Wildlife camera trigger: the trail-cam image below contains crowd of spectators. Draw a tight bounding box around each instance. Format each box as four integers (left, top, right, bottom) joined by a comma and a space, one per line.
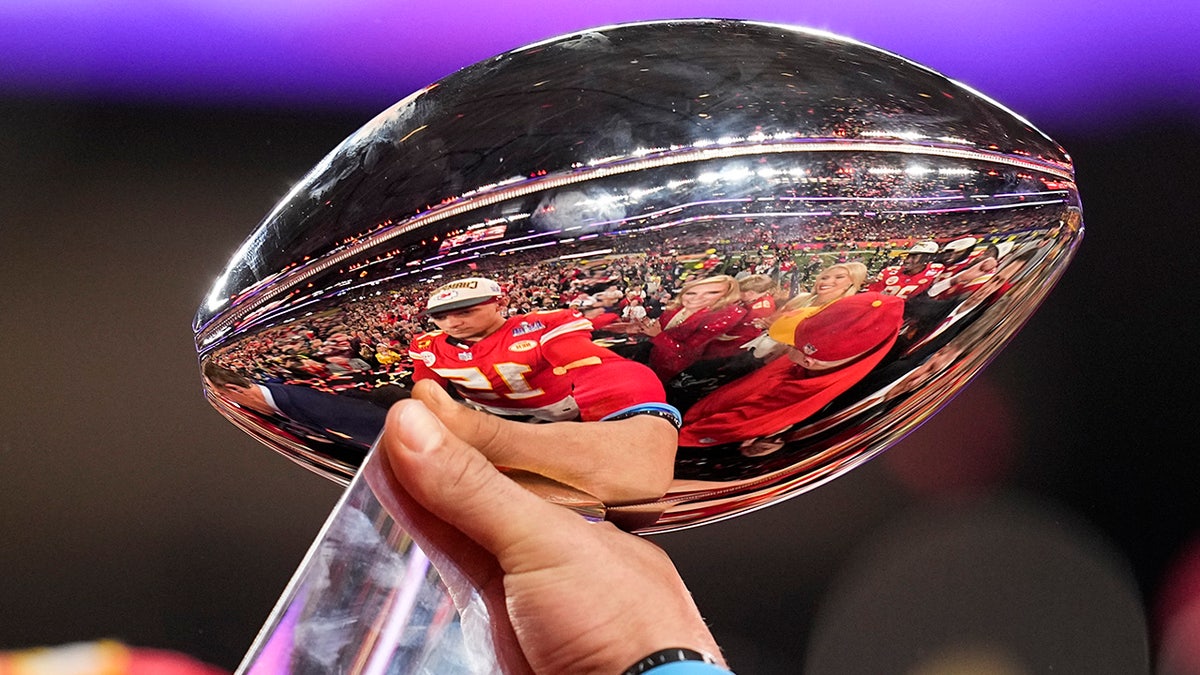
209, 206, 1060, 423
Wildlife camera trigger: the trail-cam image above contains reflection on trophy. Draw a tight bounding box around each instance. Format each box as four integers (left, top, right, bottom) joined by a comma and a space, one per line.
408, 276, 679, 504
193, 20, 1081, 673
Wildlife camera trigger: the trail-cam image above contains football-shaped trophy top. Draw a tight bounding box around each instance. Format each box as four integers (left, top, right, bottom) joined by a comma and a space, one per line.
195, 20, 1081, 532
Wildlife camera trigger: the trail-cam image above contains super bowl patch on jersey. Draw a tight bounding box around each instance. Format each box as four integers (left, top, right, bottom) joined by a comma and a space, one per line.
508, 339, 538, 352
511, 321, 545, 336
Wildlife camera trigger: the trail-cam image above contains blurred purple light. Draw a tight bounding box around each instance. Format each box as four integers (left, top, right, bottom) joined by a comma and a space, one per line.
2, 1, 1198, 129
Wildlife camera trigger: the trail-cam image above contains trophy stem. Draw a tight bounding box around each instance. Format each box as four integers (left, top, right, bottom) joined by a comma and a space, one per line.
238, 446, 500, 675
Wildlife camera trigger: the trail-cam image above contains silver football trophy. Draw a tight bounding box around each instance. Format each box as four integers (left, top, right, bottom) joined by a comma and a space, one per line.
194, 20, 1081, 674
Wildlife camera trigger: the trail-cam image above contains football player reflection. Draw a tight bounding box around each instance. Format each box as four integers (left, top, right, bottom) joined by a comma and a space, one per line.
677, 293, 904, 448
868, 241, 941, 298
899, 249, 1035, 359
405, 277, 682, 504
408, 277, 676, 424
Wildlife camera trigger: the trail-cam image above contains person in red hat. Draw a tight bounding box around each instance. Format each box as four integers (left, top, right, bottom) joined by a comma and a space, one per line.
677, 293, 904, 447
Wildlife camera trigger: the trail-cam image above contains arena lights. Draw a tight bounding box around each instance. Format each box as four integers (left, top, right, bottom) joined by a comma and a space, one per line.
557, 248, 614, 261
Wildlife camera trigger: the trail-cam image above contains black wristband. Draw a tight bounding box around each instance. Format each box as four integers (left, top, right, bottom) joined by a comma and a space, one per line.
622, 648, 718, 675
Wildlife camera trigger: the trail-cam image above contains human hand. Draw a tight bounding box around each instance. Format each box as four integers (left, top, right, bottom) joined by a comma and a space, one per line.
639, 318, 663, 337
378, 400, 725, 674
410, 380, 677, 504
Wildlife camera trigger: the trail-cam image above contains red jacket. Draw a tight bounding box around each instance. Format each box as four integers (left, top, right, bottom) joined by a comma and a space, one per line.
678, 336, 895, 446
649, 303, 748, 380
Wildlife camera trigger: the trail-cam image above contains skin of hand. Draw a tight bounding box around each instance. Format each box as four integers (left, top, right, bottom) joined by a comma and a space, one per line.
410, 379, 677, 504
378, 400, 726, 675
603, 318, 658, 336
638, 316, 664, 337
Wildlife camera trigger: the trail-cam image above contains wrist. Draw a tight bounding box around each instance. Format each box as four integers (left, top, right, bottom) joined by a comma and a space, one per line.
623, 648, 729, 675
639, 663, 732, 674
600, 402, 683, 429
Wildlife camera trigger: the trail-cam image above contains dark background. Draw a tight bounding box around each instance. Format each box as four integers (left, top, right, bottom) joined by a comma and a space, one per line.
3, 26, 1199, 675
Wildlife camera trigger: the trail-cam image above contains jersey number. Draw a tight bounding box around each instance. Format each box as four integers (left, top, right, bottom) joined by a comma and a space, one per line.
432, 363, 545, 399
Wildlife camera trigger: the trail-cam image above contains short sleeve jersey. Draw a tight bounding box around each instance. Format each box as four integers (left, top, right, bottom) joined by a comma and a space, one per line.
409, 309, 628, 421
867, 263, 943, 298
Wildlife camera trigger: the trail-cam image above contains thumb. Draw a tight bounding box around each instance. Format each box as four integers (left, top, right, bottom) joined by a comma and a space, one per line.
381, 399, 579, 559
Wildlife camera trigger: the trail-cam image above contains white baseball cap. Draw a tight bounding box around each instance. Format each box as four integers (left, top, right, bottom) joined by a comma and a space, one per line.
943, 236, 978, 252
425, 277, 503, 315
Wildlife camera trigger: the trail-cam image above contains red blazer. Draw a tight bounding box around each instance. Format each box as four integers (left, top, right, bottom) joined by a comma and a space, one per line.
649, 303, 748, 380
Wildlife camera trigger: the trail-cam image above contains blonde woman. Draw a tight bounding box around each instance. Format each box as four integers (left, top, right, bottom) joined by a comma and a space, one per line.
700, 273, 778, 360
747, 262, 868, 360
628, 274, 747, 381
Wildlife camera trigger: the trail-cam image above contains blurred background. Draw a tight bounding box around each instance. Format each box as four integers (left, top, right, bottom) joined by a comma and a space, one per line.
3, 2, 1198, 673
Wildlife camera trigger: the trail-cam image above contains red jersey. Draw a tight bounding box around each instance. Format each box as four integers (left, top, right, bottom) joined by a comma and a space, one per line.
867, 263, 943, 298
941, 250, 984, 278
409, 309, 666, 421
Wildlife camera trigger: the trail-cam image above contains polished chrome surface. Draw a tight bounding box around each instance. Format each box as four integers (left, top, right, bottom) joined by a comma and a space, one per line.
196, 20, 1081, 532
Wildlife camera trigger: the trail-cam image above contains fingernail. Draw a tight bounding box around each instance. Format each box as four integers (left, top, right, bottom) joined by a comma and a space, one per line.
398, 401, 444, 454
